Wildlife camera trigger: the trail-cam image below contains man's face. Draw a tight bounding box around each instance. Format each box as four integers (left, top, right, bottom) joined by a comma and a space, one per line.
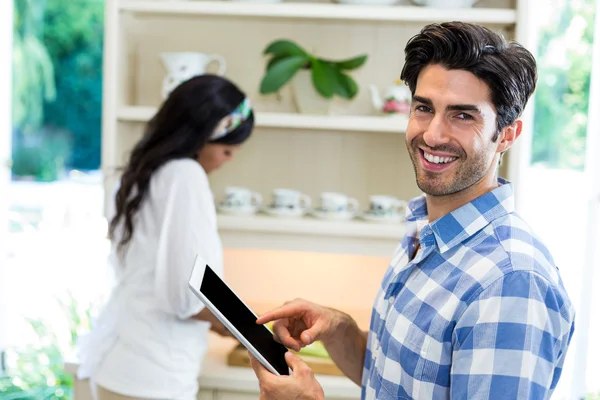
405, 64, 503, 197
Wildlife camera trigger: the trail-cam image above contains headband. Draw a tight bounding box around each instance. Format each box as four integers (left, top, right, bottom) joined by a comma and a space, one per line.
210, 97, 252, 141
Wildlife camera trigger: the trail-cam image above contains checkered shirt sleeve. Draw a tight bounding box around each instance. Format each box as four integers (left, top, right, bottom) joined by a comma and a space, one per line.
451, 270, 575, 399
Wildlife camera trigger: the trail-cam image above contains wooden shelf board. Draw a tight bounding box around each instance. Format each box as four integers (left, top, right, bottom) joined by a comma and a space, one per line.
117, 106, 408, 133
119, 1, 517, 25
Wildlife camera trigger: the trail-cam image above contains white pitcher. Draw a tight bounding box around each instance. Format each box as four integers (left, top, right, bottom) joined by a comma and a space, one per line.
160, 52, 227, 99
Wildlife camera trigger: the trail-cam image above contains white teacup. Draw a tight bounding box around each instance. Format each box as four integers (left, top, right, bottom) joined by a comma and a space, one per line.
369, 195, 407, 216
222, 187, 262, 209
319, 192, 359, 214
271, 188, 311, 211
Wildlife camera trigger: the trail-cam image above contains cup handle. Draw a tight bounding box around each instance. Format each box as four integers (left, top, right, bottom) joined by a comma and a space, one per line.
208, 54, 227, 76
300, 194, 312, 210
251, 192, 263, 207
348, 198, 359, 212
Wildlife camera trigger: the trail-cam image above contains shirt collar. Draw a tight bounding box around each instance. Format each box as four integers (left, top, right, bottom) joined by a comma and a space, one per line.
405, 178, 515, 254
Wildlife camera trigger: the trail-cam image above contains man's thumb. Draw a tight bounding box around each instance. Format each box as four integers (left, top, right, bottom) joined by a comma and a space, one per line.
284, 351, 306, 372
300, 322, 324, 345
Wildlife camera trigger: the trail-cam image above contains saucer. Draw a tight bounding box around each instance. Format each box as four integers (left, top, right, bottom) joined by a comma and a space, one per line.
262, 205, 308, 218
217, 203, 259, 216
310, 208, 357, 221
359, 211, 404, 224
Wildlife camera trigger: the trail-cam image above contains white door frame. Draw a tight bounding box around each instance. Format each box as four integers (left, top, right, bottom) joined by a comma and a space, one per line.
510, 0, 539, 213
571, 0, 600, 397
0, 0, 14, 373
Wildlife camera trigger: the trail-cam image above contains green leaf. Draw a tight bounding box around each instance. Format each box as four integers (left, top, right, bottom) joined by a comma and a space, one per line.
332, 54, 368, 70
263, 40, 308, 58
332, 70, 359, 99
266, 54, 297, 71
259, 55, 308, 94
311, 59, 337, 99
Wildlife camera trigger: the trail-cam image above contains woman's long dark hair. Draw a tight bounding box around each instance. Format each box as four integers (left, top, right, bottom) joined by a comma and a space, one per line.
109, 74, 254, 252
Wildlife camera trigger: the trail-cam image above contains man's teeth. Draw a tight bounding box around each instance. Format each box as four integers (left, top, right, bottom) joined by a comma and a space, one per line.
423, 151, 457, 164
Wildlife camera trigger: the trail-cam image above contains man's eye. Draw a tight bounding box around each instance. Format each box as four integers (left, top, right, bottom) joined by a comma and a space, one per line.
224, 151, 232, 156
415, 105, 432, 113
456, 113, 474, 120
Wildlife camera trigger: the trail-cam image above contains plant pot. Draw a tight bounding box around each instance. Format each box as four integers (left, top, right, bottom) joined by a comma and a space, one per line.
292, 69, 331, 115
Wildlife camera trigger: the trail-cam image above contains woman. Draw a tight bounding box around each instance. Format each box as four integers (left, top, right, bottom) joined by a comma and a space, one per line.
76, 75, 254, 400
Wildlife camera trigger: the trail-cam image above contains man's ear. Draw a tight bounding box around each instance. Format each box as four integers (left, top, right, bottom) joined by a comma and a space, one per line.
497, 120, 522, 153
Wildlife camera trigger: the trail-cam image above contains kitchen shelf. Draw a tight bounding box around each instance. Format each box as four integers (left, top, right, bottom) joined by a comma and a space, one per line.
117, 106, 408, 133
119, 1, 517, 25
216, 213, 405, 257
104, 0, 532, 257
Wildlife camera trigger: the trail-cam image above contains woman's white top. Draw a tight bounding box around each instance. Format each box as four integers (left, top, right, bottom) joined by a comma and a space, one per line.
76, 159, 223, 400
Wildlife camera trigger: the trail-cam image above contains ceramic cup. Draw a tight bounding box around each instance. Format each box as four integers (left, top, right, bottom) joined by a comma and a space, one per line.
160, 52, 227, 98
271, 188, 311, 211
319, 192, 359, 214
368, 195, 407, 216
222, 186, 262, 209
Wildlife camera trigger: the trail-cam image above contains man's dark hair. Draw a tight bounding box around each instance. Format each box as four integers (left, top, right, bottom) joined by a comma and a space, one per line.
400, 21, 538, 140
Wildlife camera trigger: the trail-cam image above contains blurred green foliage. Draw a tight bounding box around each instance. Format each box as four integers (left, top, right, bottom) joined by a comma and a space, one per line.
12, 0, 56, 138
531, 0, 596, 170
0, 293, 93, 400
11, 0, 104, 180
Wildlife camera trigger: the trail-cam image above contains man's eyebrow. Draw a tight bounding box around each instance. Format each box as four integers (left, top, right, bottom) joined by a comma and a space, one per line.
447, 104, 482, 114
412, 95, 432, 106
412, 95, 482, 114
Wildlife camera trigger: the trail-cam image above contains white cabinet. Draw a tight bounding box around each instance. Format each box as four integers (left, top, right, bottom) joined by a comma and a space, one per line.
198, 388, 217, 400
101, 0, 533, 257
214, 390, 258, 400
68, 379, 217, 400
65, 374, 359, 400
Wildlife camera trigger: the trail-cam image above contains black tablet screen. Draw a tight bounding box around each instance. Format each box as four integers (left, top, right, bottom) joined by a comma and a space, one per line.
199, 264, 289, 375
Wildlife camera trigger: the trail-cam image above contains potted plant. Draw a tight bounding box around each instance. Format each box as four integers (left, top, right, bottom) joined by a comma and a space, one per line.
259, 39, 367, 114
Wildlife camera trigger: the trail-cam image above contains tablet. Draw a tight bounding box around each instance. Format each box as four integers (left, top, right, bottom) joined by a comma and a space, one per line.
188, 254, 290, 376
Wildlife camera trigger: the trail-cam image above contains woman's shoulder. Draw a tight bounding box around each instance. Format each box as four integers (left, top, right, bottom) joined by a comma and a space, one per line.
153, 158, 209, 187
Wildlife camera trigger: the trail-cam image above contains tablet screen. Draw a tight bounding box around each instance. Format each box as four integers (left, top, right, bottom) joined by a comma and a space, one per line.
199, 265, 289, 375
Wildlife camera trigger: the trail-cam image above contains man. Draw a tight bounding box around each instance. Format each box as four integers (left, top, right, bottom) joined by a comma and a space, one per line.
249, 22, 575, 399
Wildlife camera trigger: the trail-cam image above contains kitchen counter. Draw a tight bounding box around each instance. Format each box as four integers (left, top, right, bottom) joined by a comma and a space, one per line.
64, 333, 362, 399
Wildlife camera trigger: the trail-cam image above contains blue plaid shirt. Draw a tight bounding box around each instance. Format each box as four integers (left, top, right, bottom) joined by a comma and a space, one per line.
361, 179, 575, 400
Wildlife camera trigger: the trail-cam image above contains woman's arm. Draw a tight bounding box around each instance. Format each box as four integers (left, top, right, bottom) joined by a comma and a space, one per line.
190, 308, 233, 337
153, 160, 223, 320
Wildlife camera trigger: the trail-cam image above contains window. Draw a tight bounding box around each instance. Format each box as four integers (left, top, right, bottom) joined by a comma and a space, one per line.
521, 0, 599, 398
2, 0, 106, 397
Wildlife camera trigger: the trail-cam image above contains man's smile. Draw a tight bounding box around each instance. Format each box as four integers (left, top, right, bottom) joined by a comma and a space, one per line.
418, 148, 459, 172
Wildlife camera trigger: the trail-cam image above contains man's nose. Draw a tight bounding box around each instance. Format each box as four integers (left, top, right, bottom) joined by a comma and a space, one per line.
422, 115, 450, 148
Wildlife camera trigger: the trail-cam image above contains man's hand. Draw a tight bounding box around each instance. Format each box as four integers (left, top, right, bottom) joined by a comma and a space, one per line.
256, 298, 342, 351
258, 298, 367, 386
249, 351, 324, 400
